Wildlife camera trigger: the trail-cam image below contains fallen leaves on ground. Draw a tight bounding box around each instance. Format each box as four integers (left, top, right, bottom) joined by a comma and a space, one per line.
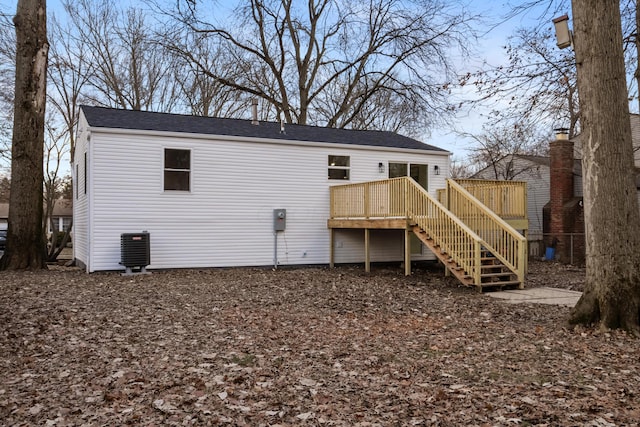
1, 260, 638, 426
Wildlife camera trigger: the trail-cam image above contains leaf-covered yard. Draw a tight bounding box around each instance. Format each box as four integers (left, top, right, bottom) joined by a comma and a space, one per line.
1, 261, 638, 426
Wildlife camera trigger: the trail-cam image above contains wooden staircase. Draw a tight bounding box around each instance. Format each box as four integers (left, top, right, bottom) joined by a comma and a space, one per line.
412, 226, 522, 290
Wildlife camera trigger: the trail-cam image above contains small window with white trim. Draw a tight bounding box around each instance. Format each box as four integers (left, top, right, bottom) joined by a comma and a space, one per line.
328, 155, 350, 180
164, 148, 190, 191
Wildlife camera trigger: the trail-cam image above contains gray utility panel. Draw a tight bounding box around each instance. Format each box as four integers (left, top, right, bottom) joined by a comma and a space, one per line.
273, 209, 286, 231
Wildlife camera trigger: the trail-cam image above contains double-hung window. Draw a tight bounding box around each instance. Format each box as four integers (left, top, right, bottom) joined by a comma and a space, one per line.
328, 155, 350, 180
164, 148, 191, 191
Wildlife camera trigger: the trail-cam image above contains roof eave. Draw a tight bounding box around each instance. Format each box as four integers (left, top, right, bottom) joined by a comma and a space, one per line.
84, 126, 451, 156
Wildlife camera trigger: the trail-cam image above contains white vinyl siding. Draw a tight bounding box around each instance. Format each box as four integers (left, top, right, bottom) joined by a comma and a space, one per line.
77, 118, 449, 271
73, 115, 91, 270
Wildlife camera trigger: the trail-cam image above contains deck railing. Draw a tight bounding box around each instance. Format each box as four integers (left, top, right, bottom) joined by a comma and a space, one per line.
330, 177, 408, 218
445, 179, 527, 282
330, 177, 484, 284
451, 179, 527, 220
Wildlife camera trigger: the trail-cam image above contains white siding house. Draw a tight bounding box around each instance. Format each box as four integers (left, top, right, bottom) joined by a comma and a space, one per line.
74, 106, 450, 272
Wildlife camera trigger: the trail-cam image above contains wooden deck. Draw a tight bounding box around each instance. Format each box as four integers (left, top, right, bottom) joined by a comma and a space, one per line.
328, 177, 528, 290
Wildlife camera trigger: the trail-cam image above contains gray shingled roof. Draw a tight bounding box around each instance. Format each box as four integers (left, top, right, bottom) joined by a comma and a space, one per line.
81, 106, 447, 153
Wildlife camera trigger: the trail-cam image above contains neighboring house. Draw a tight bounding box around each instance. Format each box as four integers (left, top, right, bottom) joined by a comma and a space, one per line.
74, 106, 450, 272
47, 199, 73, 234
473, 116, 640, 238
472, 122, 640, 264
471, 154, 583, 240
0, 200, 73, 233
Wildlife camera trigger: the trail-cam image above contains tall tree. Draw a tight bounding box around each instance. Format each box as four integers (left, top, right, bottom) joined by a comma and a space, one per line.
1, 0, 48, 270
164, 0, 476, 133
461, 119, 550, 179
568, 0, 640, 333
47, 12, 92, 163
468, 0, 640, 140
65, 0, 180, 112
170, 32, 249, 118
468, 25, 579, 137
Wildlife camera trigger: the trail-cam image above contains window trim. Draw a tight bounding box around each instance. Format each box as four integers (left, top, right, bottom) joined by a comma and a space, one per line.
163, 148, 191, 192
328, 155, 350, 180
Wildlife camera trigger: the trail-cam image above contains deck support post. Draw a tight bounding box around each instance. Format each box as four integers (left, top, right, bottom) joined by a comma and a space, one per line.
404, 227, 411, 276
364, 228, 370, 273
329, 228, 335, 268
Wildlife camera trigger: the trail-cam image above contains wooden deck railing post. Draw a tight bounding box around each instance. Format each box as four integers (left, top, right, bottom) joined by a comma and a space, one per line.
474, 240, 481, 285
404, 226, 411, 276
329, 228, 335, 268
518, 238, 526, 287
329, 186, 335, 219
404, 177, 409, 218
364, 228, 370, 273
364, 183, 370, 218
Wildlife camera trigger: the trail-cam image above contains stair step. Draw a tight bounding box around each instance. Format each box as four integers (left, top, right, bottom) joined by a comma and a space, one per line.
480, 264, 511, 273
412, 225, 524, 290
480, 280, 522, 287
481, 272, 515, 278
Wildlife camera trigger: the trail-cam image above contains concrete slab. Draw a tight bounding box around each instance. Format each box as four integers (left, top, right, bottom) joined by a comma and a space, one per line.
487, 287, 582, 307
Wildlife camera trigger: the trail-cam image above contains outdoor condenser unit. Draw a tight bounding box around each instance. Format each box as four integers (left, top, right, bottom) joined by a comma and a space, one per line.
120, 232, 150, 274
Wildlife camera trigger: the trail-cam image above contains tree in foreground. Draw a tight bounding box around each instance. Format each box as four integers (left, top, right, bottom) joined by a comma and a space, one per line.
0, 0, 48, 270
568, 0, 640, 333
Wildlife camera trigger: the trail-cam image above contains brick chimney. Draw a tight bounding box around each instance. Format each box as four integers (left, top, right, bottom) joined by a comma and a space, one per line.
549, 129, 574, 260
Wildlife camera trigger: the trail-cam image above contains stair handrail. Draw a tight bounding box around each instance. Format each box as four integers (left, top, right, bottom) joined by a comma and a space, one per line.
404, 178, 484, 284
445, 179, 527, 283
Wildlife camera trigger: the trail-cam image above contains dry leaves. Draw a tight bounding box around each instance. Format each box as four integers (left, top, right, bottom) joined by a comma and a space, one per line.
1, 260, 638, 426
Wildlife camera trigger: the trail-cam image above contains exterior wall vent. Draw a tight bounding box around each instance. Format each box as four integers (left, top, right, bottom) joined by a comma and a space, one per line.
120, 232, 150, 274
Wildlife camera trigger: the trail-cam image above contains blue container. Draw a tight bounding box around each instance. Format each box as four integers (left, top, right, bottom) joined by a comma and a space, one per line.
545, 247, 556, 261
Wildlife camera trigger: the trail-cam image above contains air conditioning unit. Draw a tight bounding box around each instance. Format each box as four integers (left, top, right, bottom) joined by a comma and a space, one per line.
120, 232, 150, 274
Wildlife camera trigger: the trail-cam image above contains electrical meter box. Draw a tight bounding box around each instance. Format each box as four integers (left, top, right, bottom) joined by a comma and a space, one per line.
273, 209, 286, 231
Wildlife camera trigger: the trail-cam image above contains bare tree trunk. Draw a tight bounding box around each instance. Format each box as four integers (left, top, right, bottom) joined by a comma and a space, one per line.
0, 0, 48, 270
569, 0, 640, 334
636, 1, 640, 113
